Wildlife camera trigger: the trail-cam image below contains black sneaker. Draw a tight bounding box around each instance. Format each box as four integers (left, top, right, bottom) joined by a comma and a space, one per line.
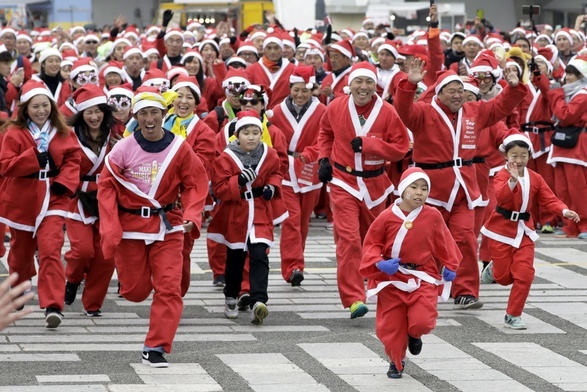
117, 282, 123, 298
85, 309, 102, 317
142, 351, 169, 368
387, 360, 405, 379
408, 335, 422, 355
212, 274, 225, 287
45, 307, 63, 329
454, 295, 484, 309
64, 282, 80, 305
289, 269, 304, 287
237, 293, 251, 311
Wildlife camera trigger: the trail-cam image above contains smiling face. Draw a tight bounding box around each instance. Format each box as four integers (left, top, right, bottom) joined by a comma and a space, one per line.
82, 105, 105, 133
237, 125, 261, 152
290, 83, 313, 106
173, 86, 196, 118
201, 43, 218, 62
350, 76, 376, 106
105, 72, 123, 87
26, 95, 52, 128
135, 107, 165, 141
42, 56, 61, 77
184, 57, 201, 76
377, 49, 396, 70
437, 81, 464, 113
506, 144, 530, 174
400, 178, 429, 211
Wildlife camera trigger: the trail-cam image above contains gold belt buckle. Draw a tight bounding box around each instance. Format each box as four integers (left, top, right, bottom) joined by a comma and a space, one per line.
346, 166, 353, 173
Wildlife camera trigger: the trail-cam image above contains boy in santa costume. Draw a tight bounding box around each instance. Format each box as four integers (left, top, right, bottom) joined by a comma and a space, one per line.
481, 134, 579, 329
318, 61, 410, 318
98, 87, 208, 367
360, 167, 460, 378
394, 59, 527, 309
207, 110, 283, 325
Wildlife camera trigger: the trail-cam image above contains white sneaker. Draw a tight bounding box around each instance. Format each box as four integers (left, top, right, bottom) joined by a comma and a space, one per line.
251, 302, 268, 325
224, 297, 238, 319
481, 261, 495, 284
504, 314, 527, 330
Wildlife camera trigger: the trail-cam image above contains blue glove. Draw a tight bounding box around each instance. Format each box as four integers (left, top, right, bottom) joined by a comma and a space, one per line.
376, 258, 400, 275
442, 267, 456, 282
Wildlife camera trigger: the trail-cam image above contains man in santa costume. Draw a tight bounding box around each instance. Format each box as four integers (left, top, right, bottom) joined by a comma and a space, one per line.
360, 167, 460, 378
270, 65, 327, 285
98, 87, 208, 367
123, 46, 146, 91
319, 39, 355, 105
245, 32, 295, 109
393, 59, 527, 309
375, 40, 406, 103
318, 61, 410, 318
153, 12, 184, 73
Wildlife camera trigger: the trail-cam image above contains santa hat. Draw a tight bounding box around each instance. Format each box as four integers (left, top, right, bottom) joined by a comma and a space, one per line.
16, 31, 32, 44
505, 58, 523, 77
289, 65, 316, 89
484, 33, 503, 47
241, 85, 273, 117
362, 17, 374, 27
462, 35, 484, 48
249, 31, 267, 41
263, 32, 284, 50
59, 42, 79, 54
186, 21, 201, 32
555, 28, 574, 45
0, 28, 17, 38
510, 27, 526, 36
469, 50, 502, 81
70, 58, 98, 80
235, 109, 263, 134
164, 28, 184, 41
434, 70, 463, 95
378, 40, 404, 60
329, 39, 356, 60
501, 134, 534, 155
237, 42, 259, 56
108, 83, 134, 99
343, 62, 377, 95
305, 32, 323, 48
280, 33, 295, 50
146, 25, 162, 35
440, 31, 451, 43
131, 88, 167, 114
222, 68, 250, 89
535, 47, 554, 73
123, 46, 142, 60
397, 167, 430, 199
304, 47, 325, 62
171, 75, 201, 97
463, 81, 480, 96
167, 66, 189, 81
20, 80, 53, 103
352, 31, 369, 43
122, 26, 140, 41
142, 69, 170, 89
226, 56, 248, 68
200, 38, 220, 53
218, 36, 230, 47
567, 56, 587, 79
39, 48, 62, 65
371, 36, 386, 48
73, 84, 108, 112
83, 34, 100, 43
340, 28, 355, 40
69, 26, 86, 36
449, 32, 466, 43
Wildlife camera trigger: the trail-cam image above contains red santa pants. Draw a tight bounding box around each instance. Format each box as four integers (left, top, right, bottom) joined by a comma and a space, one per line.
115, 232, 184, 353
528, 155, 558, 226
488, 236, 534, 316
329, 184, 385, 308
279, 186, 320, 282
64, 219, 115, 312
554, 163, 587, 236
479, 177, 497, 262
0, 223, 6, 258
438, 188, 480, 298
376, 284, 438, 371
8, 215, 65, 310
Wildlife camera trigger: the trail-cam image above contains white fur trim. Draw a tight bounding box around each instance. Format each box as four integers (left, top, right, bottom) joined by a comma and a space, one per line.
398, 172, 430, 198
76, 96, 107, 112
330, 43, 352, 60
435, 75, 462, 94
262, 36, 283, 50
348, 68, 376, 85
172, 81, 201, 97
236, 117, 262, 131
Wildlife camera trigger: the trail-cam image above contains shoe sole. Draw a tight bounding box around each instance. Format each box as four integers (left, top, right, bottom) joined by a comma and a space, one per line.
142, 359, 169, 368
252, 304, 268, 325
455, 301, 484, 310
350, 305, 369, 319
387, 372, 403, 379
237, 296, 251, 311
45, 314, 62, 329
504, 323, 527, 330
290, 273, 304, 287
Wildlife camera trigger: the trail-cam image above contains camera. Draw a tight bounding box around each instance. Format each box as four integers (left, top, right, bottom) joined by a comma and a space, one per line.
522, 5, 541, 16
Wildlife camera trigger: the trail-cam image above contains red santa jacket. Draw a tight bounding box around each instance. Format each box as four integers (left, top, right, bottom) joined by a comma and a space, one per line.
319, 94, 410, 208
0, 125, 80, 233
360, 203, 461, 301
481, 167, 568, 248
98, 134, 208, 259
31, 74, 72, 108
546, 86, 587, 167
519, 76, 555, 159
377, 66, 406, 102
319, 66, 351, 105
245, 58, 295, 109
270, 97, 326, 193
207, 143, 282, 249
394, 79, 527, 211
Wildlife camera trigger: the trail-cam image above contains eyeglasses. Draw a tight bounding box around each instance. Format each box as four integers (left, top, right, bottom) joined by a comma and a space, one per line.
76, 72, 99, 86
108, 96, 131, 111
240, 98, 261, 106
85, 41, 99, 45
472, 72, 493, 83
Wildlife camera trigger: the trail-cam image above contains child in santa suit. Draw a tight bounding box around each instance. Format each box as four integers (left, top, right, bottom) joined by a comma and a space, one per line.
481, 134, 580, 329
207, 110, 283, 325
360, 167, 461, 379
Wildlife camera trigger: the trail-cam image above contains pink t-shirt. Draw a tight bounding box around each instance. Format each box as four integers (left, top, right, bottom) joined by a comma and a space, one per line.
108, 134, 175, 194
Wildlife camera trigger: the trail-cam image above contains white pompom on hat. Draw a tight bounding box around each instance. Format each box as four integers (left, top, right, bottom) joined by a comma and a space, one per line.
289, 65, 316, 89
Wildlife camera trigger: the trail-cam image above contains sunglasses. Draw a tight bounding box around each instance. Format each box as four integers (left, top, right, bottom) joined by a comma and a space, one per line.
108, 96, 131, 111
240, 98, 261, 106
76, 72, 99, 86
472, 72, 493, 81
85, 41, 99, 45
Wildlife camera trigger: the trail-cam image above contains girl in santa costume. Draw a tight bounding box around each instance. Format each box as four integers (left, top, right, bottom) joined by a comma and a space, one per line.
360, 167, 460, 379
208, 110, 282, 325
270, 65, 326, 286
481, 134, 580, 329
63, 85, 117, 317
164, 75, 216, 296
0, 80, 81, 328
98, 88, 208, 367
180, 50, 225, 113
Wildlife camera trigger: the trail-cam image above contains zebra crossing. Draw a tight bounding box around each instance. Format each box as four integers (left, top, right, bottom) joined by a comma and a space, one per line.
1, 221, 587, 391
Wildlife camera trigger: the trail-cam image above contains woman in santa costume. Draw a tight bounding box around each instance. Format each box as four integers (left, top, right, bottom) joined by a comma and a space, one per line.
63, 85, 117, 317
180, 50, 225, 113
164, 75, 216, 296
394, 59, 527, 309
0, 80, 81, 328
32, 48, 72, 108
98, 88, 208, 367
203, 68, 250, 133
481, 134, 579, 329
270, 65, 326, 286
318, 61, 410, 319
207, 110, 283, 325
545, 56, 587, 239
360, 167, 460, 378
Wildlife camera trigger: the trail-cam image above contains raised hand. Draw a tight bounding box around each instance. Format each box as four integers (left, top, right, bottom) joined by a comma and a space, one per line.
505, 67, 519, 87
506, 161, 519, 182
407, 58, 426, 85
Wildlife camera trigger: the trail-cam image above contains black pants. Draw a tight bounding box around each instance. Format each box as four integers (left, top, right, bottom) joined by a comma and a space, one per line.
224, 241, 269, 308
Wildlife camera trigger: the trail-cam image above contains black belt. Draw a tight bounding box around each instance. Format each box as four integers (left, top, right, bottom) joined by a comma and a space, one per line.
240, 187, 264, 200
22, 169, 60, 180
400, 262, 418, 270
496, 206, 530, 222
471, 156, 486, 164
334, 162, 385, 178
287, 150, 295, 156
522, 122, 554, 152
81, 174, 99, 182
118, 203, 175, 230
414, 158, 476, 170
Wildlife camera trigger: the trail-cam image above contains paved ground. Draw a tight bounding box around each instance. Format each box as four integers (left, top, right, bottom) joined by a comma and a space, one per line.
1, 219, 587, 392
